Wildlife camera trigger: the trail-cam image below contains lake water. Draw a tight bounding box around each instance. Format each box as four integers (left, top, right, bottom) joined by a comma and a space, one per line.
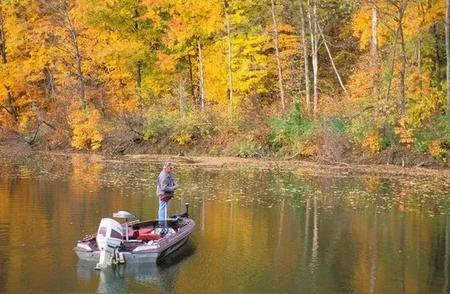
0, 154, 450, 293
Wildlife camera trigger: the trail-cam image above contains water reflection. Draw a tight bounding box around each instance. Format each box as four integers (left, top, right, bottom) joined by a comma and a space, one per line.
444, 215, 450, 293
0, 156, 450, 292
77, 242, 195, 293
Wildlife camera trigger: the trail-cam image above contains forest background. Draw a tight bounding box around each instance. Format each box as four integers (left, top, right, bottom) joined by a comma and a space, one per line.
0, 0, 449, 167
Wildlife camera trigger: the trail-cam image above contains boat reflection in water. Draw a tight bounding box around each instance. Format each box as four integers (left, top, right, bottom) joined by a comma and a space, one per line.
76, 242, 196, 293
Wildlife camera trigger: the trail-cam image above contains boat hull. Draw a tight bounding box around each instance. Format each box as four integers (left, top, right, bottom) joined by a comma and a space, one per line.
74, 236, 189, 263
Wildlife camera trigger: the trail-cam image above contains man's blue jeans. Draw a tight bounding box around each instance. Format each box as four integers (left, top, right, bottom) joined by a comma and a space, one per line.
158, 198, 168, 220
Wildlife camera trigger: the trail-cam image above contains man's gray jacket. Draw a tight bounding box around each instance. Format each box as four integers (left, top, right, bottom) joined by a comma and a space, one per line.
156, 170, 176, 196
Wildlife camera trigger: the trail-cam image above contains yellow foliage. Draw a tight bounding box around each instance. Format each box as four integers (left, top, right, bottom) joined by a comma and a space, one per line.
351, 0, 443, 52
347, 65, 375, 99
405, 68, 442, 128
69, 105, 103, 151
232, 32, 270, 97
166, 0, 222, 45
403, 0, 444, 39
352, 2, 391, 50
296, 140, 316, 157
158, 53, 176, 73
428, 140, 446, 159
362, 132, 381, 154
394, 118, 415, 147
173, 132, 192, 146
204, 41, 227, 108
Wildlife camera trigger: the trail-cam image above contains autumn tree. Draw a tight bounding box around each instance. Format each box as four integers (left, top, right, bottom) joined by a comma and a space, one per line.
0, 0, 51, 134
166, 0, 222, 111
85, 0, 169, 112
0, 0, 447, 158
43, 1, 87, 108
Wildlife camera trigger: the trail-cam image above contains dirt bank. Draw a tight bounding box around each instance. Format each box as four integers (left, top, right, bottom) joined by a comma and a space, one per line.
11, 151, 447, 180
0, 137, 448, 179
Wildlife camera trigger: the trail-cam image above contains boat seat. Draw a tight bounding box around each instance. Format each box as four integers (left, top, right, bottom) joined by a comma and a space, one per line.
123, 227, 139, 240
137, 228, 161, 241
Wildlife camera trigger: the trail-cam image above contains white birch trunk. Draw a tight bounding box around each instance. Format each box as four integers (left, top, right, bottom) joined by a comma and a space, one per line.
307, 0, 319, 118
299, 0, 311, 115
270, 0, 286, 111
318, 25, 348, 96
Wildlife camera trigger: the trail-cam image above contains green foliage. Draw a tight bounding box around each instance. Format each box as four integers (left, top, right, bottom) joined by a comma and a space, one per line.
329, 117, 346, 135
350, 120, 396, 154
415, 115, 450, 159
143, 110, 216, 146
235, 138, 262, 158
142, 110, 171, 144
268, 102, 315, 154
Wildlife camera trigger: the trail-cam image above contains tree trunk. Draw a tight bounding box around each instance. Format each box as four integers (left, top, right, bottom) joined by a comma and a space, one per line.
446, 0, 450, 115
318, 24, 348, 96
179, 76, 185, 115
270, 0, 286, 111
418, 39, 423, 93
224, 0, 234, 116
5, 86, 18, 121
398, 1, 408, 115
197, 40, 205, 111
370, 1, 378, 96
307, 0, 319, 118
433, 24, 442, 90
44, 66, 56, 99
133, 10, 142, 91
299, 0, 311, 115
0, 9, 6, 64
417, 1, 426, 94
65, 12, 86, 109
385, 26, 399, 101
136, 60, 142, 89
188, 55, 196, 104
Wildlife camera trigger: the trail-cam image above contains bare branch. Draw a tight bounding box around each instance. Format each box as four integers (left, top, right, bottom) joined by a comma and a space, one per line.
318, 24, 348, 97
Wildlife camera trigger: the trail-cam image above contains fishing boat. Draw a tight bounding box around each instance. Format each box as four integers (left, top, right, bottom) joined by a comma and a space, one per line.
73, 203, 195, 269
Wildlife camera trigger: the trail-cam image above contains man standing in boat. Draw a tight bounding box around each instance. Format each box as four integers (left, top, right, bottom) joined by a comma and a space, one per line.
156, 162, 178, 220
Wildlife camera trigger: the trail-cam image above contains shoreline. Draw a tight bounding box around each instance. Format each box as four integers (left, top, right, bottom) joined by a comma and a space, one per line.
0, 140, 448, 179
23, 151, 450, 179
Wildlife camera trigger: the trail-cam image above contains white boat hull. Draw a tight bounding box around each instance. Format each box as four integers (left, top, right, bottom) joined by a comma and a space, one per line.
75, 236, 189, 263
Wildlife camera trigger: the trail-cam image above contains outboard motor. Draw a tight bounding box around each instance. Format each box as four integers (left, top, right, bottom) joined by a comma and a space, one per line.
95, 218, 123, 269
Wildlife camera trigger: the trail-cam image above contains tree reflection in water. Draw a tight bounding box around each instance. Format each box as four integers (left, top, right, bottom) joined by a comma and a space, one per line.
1, 156, 450, 292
